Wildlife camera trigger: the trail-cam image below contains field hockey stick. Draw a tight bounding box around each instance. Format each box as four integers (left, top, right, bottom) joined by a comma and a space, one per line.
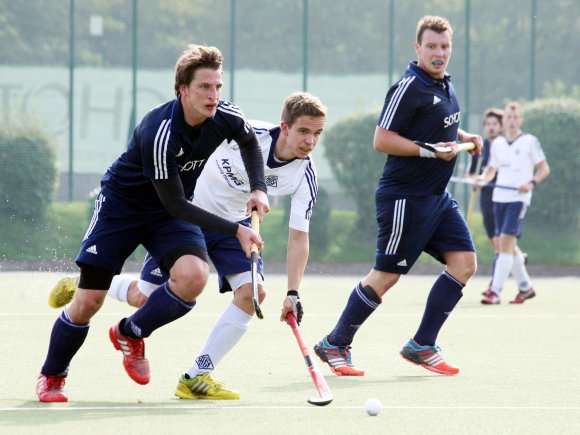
449, 176, 520, 191
286, 312, 333, 406
414, 140, 475, 153
250, 210, 264, 319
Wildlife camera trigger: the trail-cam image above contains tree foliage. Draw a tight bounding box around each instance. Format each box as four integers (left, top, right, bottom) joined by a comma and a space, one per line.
0, 127, 58, 220
323, 112, 384, 239
523, 99, 580, 233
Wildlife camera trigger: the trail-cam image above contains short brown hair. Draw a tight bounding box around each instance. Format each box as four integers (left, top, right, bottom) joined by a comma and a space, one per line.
482, 107, 504, 126
174, 44, 223, 97
416, 15, 453, 44
281, 92, 327, 127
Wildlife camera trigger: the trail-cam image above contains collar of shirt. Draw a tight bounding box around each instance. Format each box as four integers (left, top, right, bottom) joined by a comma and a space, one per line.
169, 97, 212, 138
408, 61, 451, 87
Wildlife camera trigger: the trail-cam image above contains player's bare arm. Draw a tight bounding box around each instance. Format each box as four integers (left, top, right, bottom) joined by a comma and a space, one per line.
280, 228, 308, 324
476, 165, 498, 188
373, 127, 427, 156
520, 159, 550, 193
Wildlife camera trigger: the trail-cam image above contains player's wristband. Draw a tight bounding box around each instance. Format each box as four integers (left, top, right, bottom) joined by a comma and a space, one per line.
419, 147, 437, 158
530, 179, 537, 186
287, 290, 299, 296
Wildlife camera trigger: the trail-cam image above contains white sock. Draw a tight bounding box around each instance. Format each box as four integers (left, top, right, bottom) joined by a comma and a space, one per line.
187, 303, 252, 378
511, 253, 532, 290
490, 253, 514, 295
108, 274, 135, 302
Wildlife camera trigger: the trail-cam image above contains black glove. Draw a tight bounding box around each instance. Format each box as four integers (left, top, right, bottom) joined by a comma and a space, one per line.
286, 290, 303, 325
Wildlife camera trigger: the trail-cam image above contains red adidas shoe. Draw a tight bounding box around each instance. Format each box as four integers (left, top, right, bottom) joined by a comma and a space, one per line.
481, 291, 501, 305
510, 288, 536, 304
109, 321, 150, 385
36, 374, 68, 403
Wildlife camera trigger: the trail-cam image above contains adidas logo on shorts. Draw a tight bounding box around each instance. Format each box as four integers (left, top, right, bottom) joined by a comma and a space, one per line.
150, 268, 163, 277
397, 259, 408, 267
86, 245, 98, 255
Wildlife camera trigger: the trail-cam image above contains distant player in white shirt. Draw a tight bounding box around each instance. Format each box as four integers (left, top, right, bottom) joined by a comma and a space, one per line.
478, 101, 550, 304
48, 92, 327, 399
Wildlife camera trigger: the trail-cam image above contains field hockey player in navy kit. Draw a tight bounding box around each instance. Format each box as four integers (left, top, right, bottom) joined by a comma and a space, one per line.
315, 16, 483, 376
36, 44, 269, 402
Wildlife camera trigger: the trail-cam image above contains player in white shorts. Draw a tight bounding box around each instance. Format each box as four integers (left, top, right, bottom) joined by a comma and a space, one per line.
49, 92, 327, 399
478, 101, 550, 304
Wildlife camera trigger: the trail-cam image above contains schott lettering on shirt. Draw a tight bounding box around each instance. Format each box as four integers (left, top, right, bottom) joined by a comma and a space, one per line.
179, 160, 205, 171
443, 111, 461, 128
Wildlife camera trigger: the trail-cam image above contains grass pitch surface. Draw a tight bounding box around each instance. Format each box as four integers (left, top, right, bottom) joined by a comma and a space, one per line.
1, 272, 579, 434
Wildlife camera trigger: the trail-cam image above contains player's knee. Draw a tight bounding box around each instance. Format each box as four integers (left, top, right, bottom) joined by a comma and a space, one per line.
258, 285, 266, 304
464, 253, 478, 278
170, 264, 209, 301
233, 284, 254, 305
173, 272, 208, 299
233, 284, 260, 314
68, 290, 106, 323
364, 270, 399, 296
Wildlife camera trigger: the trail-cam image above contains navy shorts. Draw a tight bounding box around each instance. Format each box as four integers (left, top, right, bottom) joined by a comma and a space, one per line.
374, 190, 475, 274
77, 191, 206, 274
140, 216, 264, 293
493, 201, 527, 238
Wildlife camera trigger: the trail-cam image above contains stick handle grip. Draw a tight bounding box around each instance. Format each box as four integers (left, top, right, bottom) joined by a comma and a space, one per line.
457, 142, 475, 152
251, 210, 260, 253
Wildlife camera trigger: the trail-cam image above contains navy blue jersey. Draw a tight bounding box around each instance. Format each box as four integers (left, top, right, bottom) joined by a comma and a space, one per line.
102, 98, 252, 212
468, 138, 495, 175
376, 62, 461, 196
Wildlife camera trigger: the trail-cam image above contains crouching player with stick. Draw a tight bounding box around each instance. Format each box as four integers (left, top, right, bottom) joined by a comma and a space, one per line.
49, 92, 327, 399
314, 16, 482, 376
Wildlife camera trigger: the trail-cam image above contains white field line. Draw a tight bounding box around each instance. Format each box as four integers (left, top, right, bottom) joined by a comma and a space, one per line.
1, 405, 579, 412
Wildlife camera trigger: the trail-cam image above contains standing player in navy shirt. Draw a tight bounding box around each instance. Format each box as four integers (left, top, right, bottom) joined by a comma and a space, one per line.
36, 44, 269, 402
315, 16, 482, 376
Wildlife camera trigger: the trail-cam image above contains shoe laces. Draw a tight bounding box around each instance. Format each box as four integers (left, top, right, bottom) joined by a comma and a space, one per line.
127, 337, 145, 358
45, 376, 65, 390
339, 346, 353, 365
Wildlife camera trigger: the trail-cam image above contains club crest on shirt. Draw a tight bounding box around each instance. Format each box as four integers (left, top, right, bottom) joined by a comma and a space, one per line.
266, 175, 278, 187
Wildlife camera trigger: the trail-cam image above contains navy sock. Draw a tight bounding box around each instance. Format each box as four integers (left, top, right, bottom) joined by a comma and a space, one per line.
327, 283, 381, 347
414, 272, 464, 346
41, 310, 89, 376
123, 282, 195, 338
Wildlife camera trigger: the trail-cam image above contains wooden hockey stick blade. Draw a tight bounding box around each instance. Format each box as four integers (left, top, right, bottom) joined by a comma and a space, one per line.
414, 140, 475, 153
251, 210, 263, 319
286, 313, 333, 406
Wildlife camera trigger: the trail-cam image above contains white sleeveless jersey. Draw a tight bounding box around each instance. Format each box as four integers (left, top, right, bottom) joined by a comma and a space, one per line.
192, 121, 318, 232
489, 133, 546, 206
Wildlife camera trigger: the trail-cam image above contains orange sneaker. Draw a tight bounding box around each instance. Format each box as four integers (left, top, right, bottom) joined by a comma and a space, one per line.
314, 337, 365, 376
400, 339, 460, 375
36, 374, 68, 403
109, 321, 150, 385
